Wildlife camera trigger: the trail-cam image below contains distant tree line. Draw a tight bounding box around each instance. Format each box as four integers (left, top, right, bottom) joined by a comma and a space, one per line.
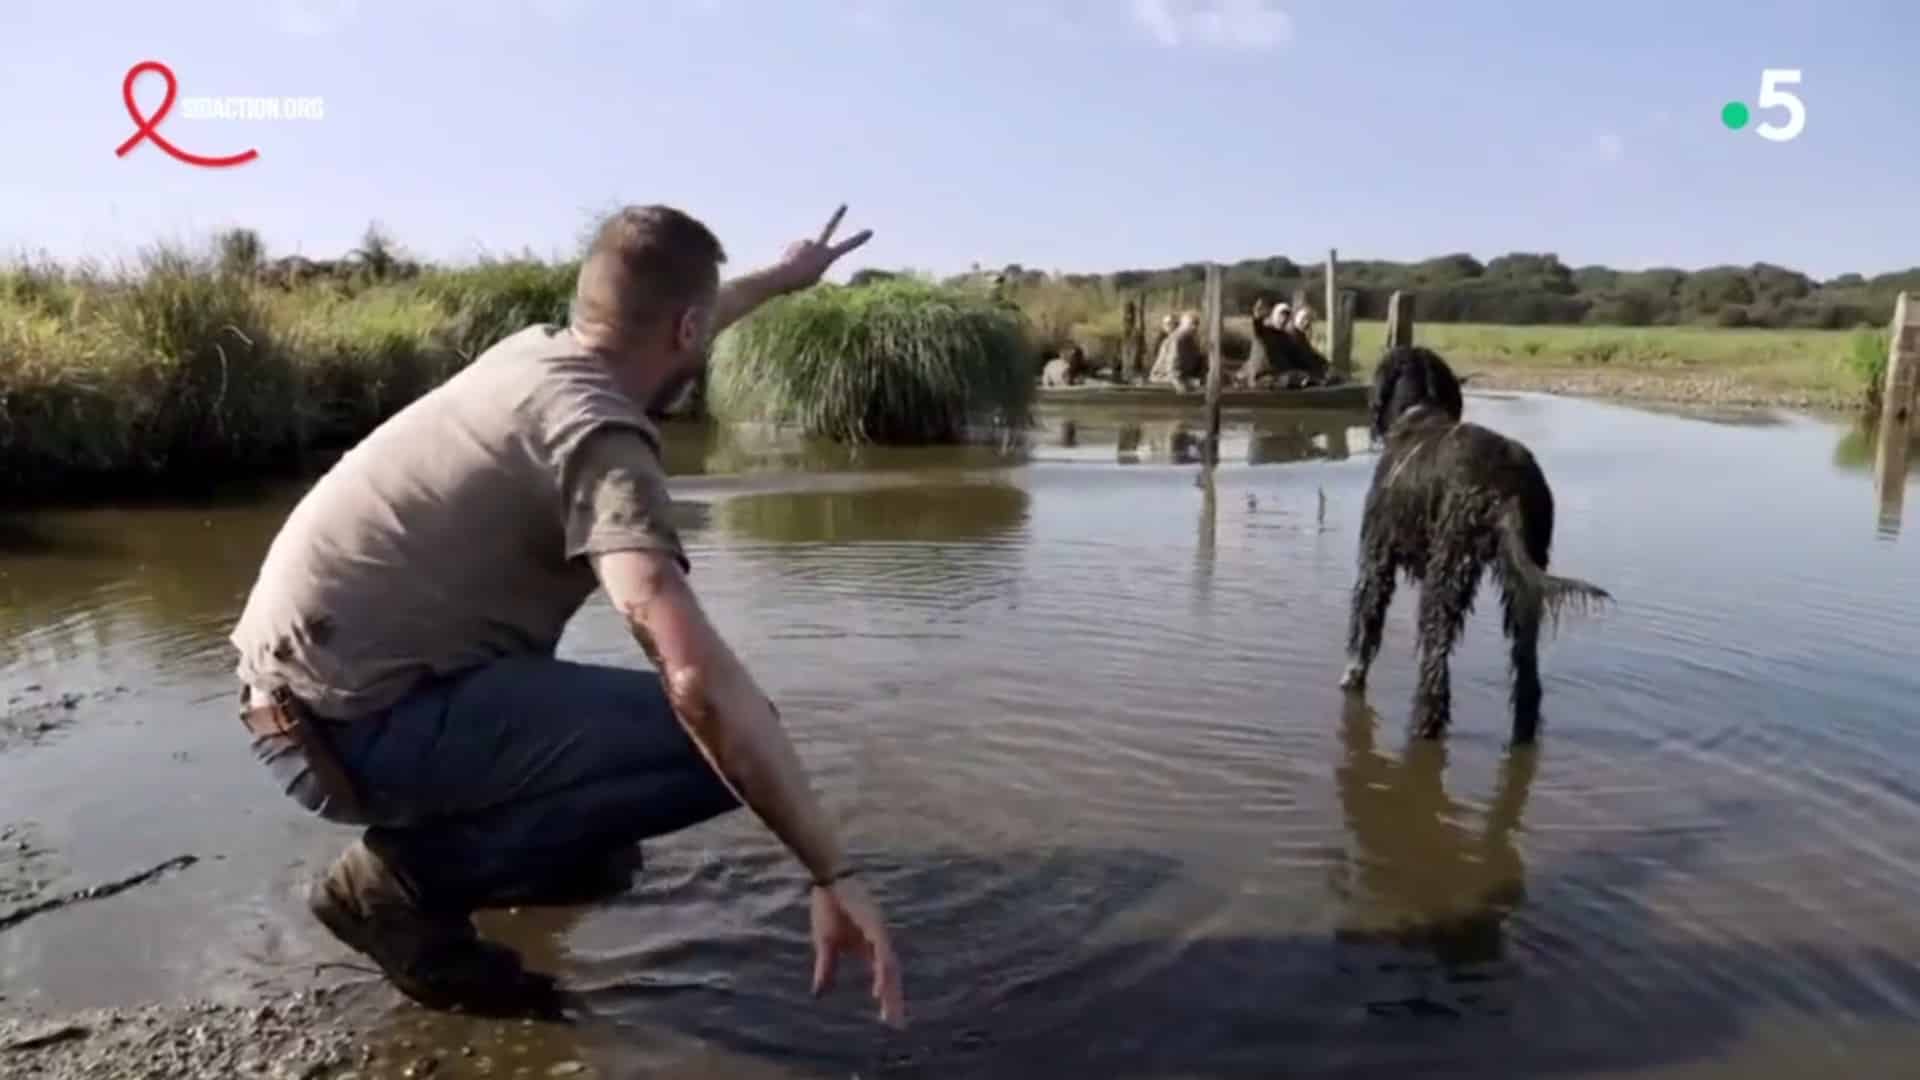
884, 253, 1920, 331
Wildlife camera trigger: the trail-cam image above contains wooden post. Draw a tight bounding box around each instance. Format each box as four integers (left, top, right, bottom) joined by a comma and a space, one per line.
1333, 290, 1357, 377
1196, 463, 1218, 583
1323, 248, 1340, 366
1873, 291, 1919, 535
1202, 264, 1225, 467
1386, 290, 1415, 350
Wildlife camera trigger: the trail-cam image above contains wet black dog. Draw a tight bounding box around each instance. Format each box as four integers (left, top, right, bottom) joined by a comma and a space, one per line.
1339, 346, 1611, 742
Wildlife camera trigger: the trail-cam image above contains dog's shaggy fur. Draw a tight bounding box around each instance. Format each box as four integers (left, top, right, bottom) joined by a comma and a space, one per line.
1340, 346, 1611, 743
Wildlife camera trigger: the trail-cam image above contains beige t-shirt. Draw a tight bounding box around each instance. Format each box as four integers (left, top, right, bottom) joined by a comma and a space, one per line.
229, 324, 687, 719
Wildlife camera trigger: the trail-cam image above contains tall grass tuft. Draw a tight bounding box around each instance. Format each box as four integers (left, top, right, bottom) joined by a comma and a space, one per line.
707, 278, 1037, 444
1, 244, 296, 490
1844, 327, 1890, 415
413, 258, 575, 361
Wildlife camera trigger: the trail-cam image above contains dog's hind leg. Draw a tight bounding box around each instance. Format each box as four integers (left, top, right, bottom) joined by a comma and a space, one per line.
1410, 542, 1482, 739
1340, 547, 1397, 693
1503, 592, 1544, 744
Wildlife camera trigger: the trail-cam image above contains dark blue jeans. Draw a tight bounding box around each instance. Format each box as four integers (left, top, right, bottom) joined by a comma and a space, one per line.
250, 655, 741, 910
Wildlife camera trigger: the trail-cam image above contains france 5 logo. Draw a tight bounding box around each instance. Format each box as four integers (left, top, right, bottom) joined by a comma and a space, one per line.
1721, 70, 1805, 142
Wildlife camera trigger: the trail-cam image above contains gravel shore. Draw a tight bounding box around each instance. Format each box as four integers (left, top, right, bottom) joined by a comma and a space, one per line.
1, 990, 370, 1080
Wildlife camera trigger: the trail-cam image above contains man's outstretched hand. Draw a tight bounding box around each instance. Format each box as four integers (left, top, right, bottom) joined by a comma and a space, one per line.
768, 205, 873, 294
810, 875, 906, 1027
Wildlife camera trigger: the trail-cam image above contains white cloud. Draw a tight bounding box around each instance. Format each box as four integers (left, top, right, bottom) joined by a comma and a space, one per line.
1131, 0, 1293, 51
1591, 132, 1626, 163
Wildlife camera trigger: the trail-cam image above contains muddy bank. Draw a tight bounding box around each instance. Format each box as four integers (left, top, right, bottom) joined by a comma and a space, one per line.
1, 989, 369, 1080
1, 822, 54, 912
0, 685, 129, 754
1, 983, 624, 1080
1461, 365, 1858, 413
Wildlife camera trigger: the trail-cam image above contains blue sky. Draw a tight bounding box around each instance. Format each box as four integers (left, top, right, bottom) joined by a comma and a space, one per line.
1, 0, 1913, 281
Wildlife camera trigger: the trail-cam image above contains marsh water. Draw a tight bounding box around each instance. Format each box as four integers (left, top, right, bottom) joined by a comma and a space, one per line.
3, 392, 1918, 1078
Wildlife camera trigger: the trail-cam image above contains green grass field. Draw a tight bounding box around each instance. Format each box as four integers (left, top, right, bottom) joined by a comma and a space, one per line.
1336, 319, 1879, 409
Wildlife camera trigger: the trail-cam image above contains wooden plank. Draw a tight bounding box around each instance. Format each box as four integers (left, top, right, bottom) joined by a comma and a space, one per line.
1203, 264, 1225, 466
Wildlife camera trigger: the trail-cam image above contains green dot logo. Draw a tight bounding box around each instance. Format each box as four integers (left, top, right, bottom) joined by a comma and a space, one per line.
1721, 101, 1750, 130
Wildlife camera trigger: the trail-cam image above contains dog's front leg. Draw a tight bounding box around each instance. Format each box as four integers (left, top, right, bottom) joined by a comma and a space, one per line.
1340, 556, 1397, 692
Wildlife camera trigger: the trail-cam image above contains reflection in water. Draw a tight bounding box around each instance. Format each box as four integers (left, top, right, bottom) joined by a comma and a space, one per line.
1831, 420, 1919, 473
1331, 698, 1533, 969
1031, 408, 1369, 468
1166, 422, 1200, 465
713, 481, 1031, 546
0, 498, 292, 669
1195, 466, 1217, 590
1248, 414, 1357, 466
678, 419, 1029, 478
1874, 417, 1911, 539
1831, 420, 1917, 539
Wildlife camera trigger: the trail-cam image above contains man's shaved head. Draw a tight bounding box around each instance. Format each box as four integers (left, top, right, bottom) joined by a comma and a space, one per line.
571, 205, 727, 344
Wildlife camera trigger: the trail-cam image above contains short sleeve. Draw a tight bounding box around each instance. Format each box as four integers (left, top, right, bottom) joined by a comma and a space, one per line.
559, 425, 689, 573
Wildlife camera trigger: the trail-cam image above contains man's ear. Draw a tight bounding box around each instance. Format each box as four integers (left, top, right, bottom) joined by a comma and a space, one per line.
674, 307, 699, 352
675, 304, 713, 353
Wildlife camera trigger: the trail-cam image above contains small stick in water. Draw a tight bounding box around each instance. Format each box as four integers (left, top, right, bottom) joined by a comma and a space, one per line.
0, 855, 199, 933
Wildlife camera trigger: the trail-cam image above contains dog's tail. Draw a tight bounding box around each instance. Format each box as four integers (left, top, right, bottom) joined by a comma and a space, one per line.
1497, 501, 1612, 632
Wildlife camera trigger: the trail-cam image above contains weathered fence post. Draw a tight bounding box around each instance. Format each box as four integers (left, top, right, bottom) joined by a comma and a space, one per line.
1333, 289, 1357, 377
1118, 295, 1143, 382
1873, 291, 1919, 535
1386, 290, 1416, 350
1323, 248, 1340, 365
1203, 264, 1225, 467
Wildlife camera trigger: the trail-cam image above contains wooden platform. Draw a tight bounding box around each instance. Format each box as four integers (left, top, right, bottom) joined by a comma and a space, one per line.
1036, 381, 1370, 411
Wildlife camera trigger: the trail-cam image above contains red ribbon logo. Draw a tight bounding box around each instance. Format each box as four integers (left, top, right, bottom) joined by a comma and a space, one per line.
115, 60, 259, 168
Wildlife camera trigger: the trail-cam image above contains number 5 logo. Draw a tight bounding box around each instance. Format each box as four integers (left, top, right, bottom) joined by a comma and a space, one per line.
1755, 69, 1805, 142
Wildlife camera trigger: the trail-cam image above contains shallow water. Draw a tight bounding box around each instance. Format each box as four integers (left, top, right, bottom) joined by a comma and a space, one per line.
2, 393, 1918, 1078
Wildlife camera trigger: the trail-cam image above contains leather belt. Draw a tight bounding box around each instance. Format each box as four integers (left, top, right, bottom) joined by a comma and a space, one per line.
239, 684, 367, 821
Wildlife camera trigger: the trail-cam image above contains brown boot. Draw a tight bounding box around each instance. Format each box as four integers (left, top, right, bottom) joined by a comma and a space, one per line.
308, 840, 560, 1014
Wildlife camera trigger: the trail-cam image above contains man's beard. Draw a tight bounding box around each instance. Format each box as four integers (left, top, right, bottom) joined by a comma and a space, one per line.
644, 361, 705, 420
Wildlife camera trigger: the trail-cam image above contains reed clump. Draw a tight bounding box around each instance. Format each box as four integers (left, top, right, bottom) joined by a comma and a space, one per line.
706, 277, 1037, 444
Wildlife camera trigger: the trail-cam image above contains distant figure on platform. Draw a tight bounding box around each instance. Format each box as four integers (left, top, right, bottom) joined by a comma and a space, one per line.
1152, 312, 1204, 391
1042, 343, 1090, 387
1239, 298, 1285, 388
1146, 313, 1176, 382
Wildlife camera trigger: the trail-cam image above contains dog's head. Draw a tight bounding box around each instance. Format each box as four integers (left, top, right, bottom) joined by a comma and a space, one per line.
1369, 345, 1465, 442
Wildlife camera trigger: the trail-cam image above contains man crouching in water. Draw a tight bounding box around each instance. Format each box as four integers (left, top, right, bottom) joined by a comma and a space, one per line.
228, 204, 906, 1025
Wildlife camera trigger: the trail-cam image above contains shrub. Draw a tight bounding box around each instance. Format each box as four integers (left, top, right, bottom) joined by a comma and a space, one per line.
707, 278, 1035, 444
